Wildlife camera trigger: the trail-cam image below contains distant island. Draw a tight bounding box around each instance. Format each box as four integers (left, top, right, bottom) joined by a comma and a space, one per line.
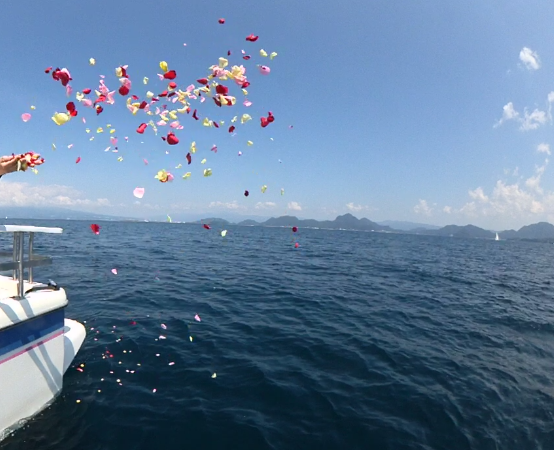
3, 207, 554, 242
189, 213, 554, 242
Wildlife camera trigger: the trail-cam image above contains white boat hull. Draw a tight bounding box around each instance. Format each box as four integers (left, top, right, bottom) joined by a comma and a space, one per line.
0, 284, 86, 439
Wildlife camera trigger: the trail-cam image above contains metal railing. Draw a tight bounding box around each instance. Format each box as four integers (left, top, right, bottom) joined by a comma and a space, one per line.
0, 227, 61, 299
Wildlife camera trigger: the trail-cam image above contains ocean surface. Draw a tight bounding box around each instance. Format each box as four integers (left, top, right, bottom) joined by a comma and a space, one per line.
1, 219, 554, 450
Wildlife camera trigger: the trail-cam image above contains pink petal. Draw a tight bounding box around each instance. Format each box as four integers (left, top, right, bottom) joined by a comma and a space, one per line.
143, 158, 149, 165
21, 113, 31, 122
111, 269, 118, 275
194, 314, 201, 322
110, 137, 118, 145
133, 187, 145, 199
243, 100, 252, 107
169, 121, 180, 128
161, 324, 167, 330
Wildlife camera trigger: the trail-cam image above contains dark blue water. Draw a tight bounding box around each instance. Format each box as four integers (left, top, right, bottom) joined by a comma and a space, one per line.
1, 220, 554, 450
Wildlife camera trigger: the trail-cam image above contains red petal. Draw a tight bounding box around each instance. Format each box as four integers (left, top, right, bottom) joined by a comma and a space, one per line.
119, 67, 128, 78
196, 78, 208, 85
66, 102, 76, 112
76, 157, 81, 164
164, 70, 177, 80
168, 82, 177, 89
186, 153, 192, 165
218, 18, 225, 24
161, 137, 166, 141
119, 86, 130, 96
96, 106, 103, 115
244, 190, 249, 197
215, 85, 229, 95
82, 88, 91, 94
229, 125, 235, 133
292, 226, 298, 232
192, 109, 199, 120
159, 91, 168, 97
243, 55, 251, 60
90, 224, 100, 235
203, 224, 211, 230
227, 50, 231, 56
167, 92, 176, 98
45, 67, 52, 74
213, 122, 219, 128
267, 115, 275, 123
137, 123, 147, 134
241, 81, 250, 88
167, 133, 179, 145
132, 95, 139, 100
246, 34, 259, 42
70, 110, 78, 117
213, 97, 222, 107
139, 101, 148, 109
261, 117, 269, 128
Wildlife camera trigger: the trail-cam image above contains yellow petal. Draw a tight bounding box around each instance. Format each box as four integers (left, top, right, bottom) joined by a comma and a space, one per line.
221, 230, 227, 237
110, 129, 116, 134
202, 118, 212, 127
143, 77, 149, 85
175, 164, 182, 169
241, 114, 252, 124
85, 128, 91, 133
203, 168, 212, 177
261, 185, 267, 193
76, 92, 84, 101
260, 49, 268, 57
231, 116, 238, 123
219, 57, 229, 68
167, 215, 172, 223
201, 158, 207, 164
107, 124, 112, 128
281, 188, 285, 196
247, 140, 254, 146
97, 127, 104, 133
242, 89, 248, 96
89, 58, 96, 66
169, 111, 177, 120
159, 61, 168, 72
52, 143, 56, 150
190, 142, 197, 154
115, 67, 123, 77
146, 91, 154, 99
30, 105, 36, 110
117, 156, 123, 162
183, 172, 191, 179
51, 112, 71, 126
270, 52, 278, 60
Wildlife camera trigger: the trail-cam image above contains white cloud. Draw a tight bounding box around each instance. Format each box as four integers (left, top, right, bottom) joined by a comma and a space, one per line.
413, 199, 433, 216
254, 201, 276, 209
537, 143, 551, 155
548, 92, 554, 103
208, 201, 244, 210
519, 47, 541, 71
520, 108, 547, 131
468, 187, 489, 203
345, 202, 367, 212
0, 181, 110, 208
287, 201, 302, 211
494, 102, 520, 128
443, 206, 452, 214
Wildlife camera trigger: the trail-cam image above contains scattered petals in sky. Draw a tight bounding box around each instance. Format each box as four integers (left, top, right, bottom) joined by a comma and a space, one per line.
259, 65, 271, 75
203, 168, 212, 177
133, 187, 145, 199
21, 113, 31, 122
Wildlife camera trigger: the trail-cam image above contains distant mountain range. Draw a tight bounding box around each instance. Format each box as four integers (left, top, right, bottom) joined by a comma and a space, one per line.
4, 207, 554, 241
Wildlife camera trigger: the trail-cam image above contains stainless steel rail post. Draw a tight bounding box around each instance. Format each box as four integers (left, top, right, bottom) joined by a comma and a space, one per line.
16, 233, 24, 299
28, 233, 34, 284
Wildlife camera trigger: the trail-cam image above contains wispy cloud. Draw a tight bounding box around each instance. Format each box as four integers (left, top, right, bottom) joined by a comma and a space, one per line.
287, 201, 302, 211
345, 202, 367, 212
519, 47, 541, 71
255, 201, 277, 209
0, 181, 110, 208
494, 102, 548, 131
208, 201, 245, 210
413, 199, 433, 216
537, 143, 551, 156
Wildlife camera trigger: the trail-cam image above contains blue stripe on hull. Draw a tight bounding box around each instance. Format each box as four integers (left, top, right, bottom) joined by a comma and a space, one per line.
0, 309, 64, 358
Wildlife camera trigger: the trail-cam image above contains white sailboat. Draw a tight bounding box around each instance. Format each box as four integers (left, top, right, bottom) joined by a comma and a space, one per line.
0, 225, 86, 439
495, 232, 500, 241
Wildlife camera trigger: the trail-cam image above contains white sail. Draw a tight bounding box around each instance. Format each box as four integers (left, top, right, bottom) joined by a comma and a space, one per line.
495, 233, 500, 241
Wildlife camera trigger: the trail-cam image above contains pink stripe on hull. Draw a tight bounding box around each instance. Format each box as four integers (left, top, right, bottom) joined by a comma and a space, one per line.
0, 329, 64, 366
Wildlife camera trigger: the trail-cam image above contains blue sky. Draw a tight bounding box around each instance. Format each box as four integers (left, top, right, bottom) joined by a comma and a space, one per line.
1, 0, 554, 229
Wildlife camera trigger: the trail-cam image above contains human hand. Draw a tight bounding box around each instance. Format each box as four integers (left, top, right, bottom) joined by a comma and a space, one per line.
0, 155, 22, 176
